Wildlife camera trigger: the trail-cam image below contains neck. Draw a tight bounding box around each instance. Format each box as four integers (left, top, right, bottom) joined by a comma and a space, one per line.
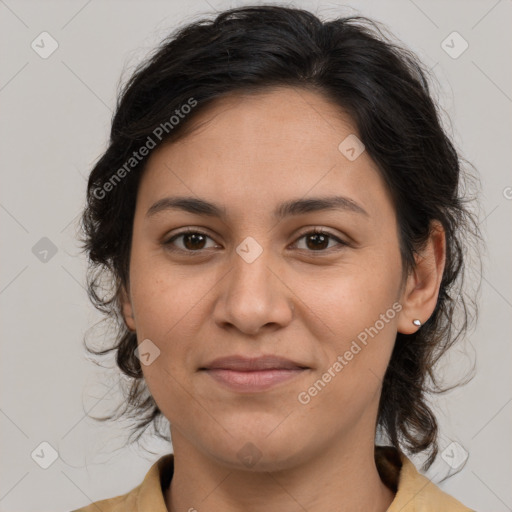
165, 431, 395, 512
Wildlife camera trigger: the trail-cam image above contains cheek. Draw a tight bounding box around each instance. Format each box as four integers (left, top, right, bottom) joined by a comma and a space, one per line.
129, 267, 203, 424
297, 248, 402, 341
296, 248, 401, 396
128, 241, 207, 336
130, 273, 204, 370
127, 250, 218, 402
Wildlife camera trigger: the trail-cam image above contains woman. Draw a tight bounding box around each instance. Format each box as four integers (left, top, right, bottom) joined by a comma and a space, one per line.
75, 5, 480, 511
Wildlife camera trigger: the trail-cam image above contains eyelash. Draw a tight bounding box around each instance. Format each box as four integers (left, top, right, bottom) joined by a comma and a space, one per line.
162, 228, 348, 255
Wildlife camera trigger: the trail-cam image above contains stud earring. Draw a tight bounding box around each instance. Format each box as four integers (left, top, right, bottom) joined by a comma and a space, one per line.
412, 319, 422, 327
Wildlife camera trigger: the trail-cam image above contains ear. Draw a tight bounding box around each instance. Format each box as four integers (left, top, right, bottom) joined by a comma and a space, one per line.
119, 284, 136, 332
397, 220, 446, 335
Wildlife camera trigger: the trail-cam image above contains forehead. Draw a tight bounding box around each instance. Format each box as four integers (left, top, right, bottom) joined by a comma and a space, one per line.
137, 87, 394, 225
169, 86, 359, 164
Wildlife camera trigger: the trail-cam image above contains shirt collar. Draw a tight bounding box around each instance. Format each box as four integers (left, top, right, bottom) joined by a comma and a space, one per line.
133, 446, 471, 511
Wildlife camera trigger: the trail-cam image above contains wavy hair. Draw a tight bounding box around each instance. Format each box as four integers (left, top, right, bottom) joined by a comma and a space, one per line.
79, 5, 482, 471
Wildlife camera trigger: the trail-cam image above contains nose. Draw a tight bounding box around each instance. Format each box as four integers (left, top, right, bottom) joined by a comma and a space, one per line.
212, 243, 295, 336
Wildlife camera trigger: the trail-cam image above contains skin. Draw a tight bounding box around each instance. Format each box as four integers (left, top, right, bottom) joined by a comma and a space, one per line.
120, 86, 446, 512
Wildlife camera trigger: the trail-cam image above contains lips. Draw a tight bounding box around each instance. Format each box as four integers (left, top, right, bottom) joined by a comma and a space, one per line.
199, 355, 309, 393
200, 355, 308, 371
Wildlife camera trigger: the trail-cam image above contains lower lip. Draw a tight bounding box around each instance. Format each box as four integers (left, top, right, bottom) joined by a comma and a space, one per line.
202, 368, 307, 392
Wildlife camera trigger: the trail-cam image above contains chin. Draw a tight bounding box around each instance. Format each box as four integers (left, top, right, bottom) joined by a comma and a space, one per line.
212, 445, 308, 473
201, 427, 312, 472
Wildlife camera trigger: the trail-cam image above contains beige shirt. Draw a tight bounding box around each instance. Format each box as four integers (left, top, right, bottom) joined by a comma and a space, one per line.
71, 446, 475, 511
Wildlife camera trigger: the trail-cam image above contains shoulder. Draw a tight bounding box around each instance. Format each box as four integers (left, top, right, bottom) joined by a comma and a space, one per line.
380, 447, 476, 511
69, 454, 174, 512
70, 491, 138, 512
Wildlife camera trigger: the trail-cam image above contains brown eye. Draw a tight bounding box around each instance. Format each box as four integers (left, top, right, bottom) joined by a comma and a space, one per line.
163, 228, 347, 255
164, 230, 217, 252
305, 232, 329, 250
182, 232, 207, 250
294, 229, 347, 252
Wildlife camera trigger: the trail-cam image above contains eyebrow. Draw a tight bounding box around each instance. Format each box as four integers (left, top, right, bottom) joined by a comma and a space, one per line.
146, 195, 369, 220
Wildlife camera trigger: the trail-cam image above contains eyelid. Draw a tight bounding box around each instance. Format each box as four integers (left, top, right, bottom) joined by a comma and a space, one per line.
163, 228, 220, 251
294, 226, 346, 241
162, 226, 350, 254
291, 227, 349, 251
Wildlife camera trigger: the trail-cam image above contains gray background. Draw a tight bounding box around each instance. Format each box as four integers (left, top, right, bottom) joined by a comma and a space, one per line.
1, 0, 511, 511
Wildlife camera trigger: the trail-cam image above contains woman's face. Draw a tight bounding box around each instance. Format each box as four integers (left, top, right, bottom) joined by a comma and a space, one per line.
122, 87, 415, 470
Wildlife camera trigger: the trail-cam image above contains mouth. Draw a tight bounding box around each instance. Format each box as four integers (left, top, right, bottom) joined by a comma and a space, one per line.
199, 355, 310, 393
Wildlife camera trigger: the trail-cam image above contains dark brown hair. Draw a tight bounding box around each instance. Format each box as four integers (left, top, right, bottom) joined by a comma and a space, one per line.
79, 5, 481, 471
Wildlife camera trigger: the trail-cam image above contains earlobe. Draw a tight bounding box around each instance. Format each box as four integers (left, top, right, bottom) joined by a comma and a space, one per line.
397, 221, 446, 335
119, 285, 136, 332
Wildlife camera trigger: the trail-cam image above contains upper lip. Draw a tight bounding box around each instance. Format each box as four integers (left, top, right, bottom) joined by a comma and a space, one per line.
200, 355, 309, 371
